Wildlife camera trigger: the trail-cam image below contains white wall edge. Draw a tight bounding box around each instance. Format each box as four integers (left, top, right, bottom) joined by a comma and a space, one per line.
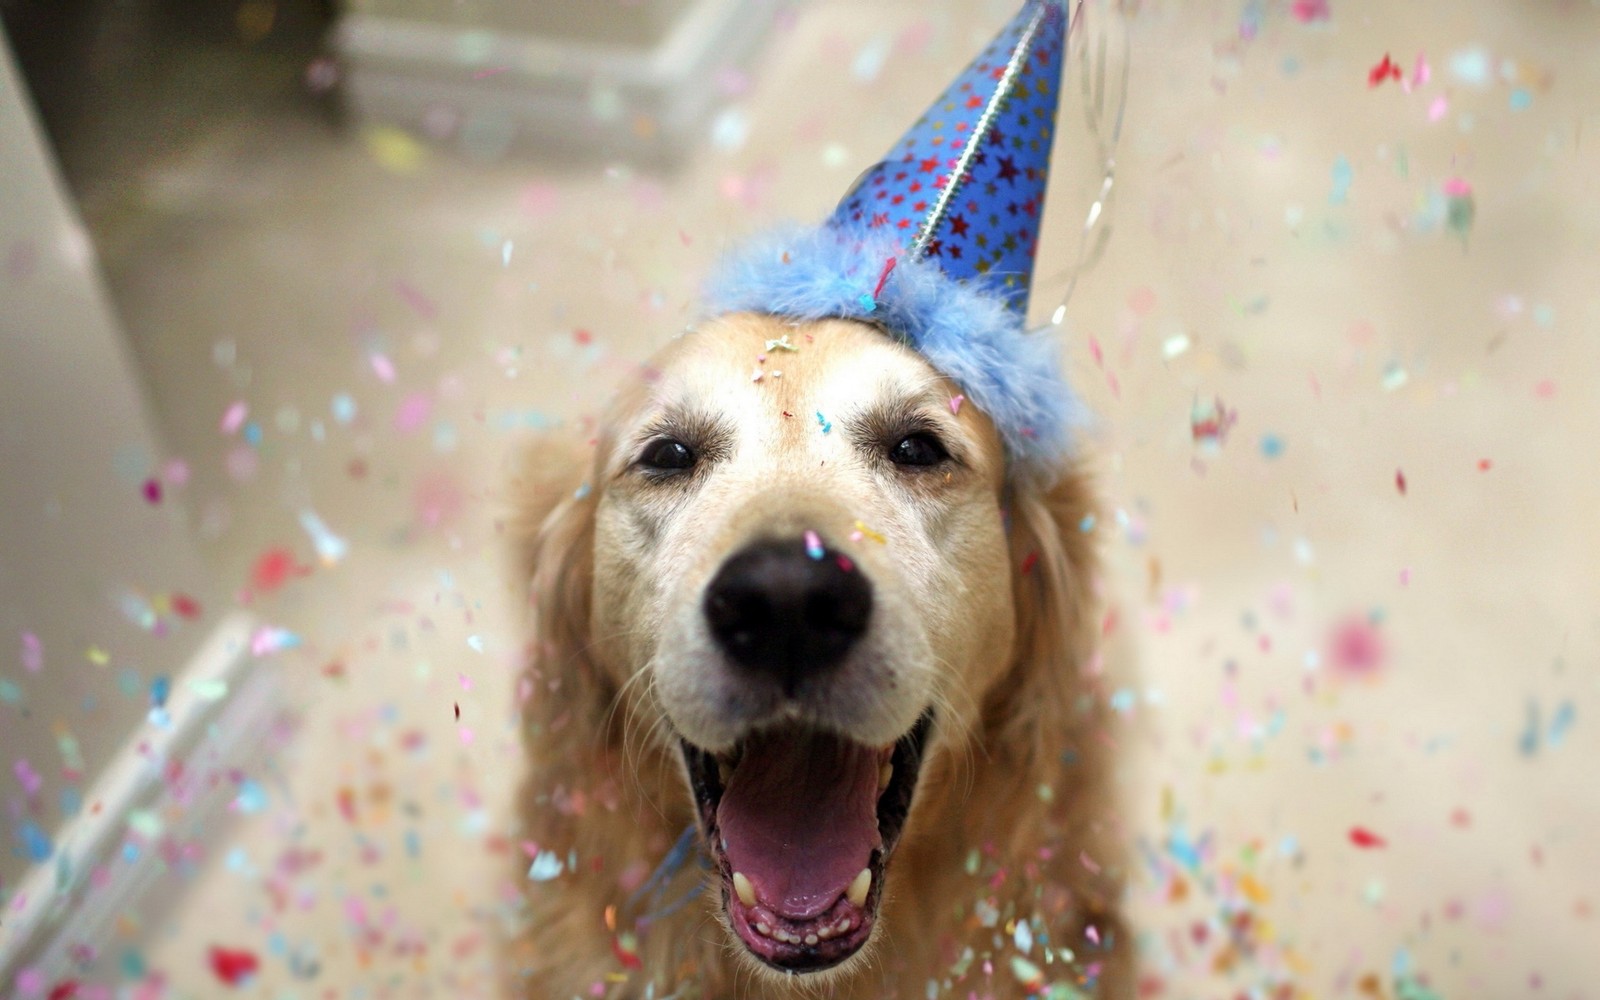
0, 610, 285, 986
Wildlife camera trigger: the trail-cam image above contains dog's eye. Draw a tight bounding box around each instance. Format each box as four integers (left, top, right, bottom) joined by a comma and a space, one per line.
888, 432, 949, 468
638, 438, 697, 473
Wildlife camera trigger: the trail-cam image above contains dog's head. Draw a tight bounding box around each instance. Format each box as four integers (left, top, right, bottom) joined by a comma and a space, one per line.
519, 311, 1092, 977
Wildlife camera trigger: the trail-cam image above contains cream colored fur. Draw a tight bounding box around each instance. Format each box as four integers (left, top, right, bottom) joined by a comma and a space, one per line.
504, 314, 1131, 999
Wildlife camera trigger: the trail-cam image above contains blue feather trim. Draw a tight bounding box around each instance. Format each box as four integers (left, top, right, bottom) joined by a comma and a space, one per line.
701, 224, 1080, 474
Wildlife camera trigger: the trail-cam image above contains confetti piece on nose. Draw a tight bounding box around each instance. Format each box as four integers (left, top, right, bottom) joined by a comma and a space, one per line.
804, 531, 825, 561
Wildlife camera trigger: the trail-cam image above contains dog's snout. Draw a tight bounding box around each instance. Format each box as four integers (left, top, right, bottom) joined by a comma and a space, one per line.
703, 537, 873, 690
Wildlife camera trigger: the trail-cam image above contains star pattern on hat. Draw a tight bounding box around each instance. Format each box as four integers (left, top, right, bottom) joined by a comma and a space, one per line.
832, 1, 1067, 317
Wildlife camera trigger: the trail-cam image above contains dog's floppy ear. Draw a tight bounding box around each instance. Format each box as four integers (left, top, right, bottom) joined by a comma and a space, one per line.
984, 462, 1103, 772
508, 437, 614, 763
978, 459, 1129, 952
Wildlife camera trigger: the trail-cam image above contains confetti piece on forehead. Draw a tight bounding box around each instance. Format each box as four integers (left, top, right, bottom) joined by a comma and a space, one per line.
949, 394, 964, 415
816, 411, 832, 434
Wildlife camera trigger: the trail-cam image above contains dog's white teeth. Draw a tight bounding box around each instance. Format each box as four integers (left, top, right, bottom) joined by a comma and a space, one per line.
846, 868, 872, 907
804, 933, 819, 946
755, 922, 772, 937
732, 871, 757, 907
817, 926, 834, 941
836, 916, 853, 933
879, 762, 893, 792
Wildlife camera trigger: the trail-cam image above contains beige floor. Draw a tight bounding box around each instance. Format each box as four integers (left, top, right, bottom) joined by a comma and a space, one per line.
66, 1, 1600, 997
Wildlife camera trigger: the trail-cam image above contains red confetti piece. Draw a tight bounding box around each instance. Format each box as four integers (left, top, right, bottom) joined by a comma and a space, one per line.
47, 981, 79, 1000
141, 478, 163, 504
208, 945, 260, 986
1368, 53, 1403, 88
1477, 458, 1492, 471
872, 256, 898, 298
1395, 469, 1407, 495
1348, 826, 1387, 849
611, 936, 643, 970
249, 546, 307, 594
1291, 0, 1329, 22
171, 593, 203, 619
1020, 551, 1039, 576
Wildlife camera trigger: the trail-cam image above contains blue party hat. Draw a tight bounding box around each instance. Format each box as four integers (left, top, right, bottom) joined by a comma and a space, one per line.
704, 1, 1081, 473
832, 0, 1067, 316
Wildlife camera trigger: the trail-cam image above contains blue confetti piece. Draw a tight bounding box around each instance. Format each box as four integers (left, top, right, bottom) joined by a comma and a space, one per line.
243, 421, 263, 447
1260, 433, 1286, 459
235, 779, 268, 813
1330, 155, 1353, 205
856, 292, 878, 312
527, 850, 563, 881
331, 393, 357, 424
1548, 699, 1575, 748
150, 675, 171, 709
1078, 513, 1096, 533
816, 411, 832, 434
574, 482, 592, 500
1509, 88, 1532, 111
20, 820, 52, 861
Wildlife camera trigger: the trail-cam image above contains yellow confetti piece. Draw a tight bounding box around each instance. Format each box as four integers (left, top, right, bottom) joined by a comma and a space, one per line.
86, 647, 109, 666
1239, 872, 1271, 905
852, 520, 887, 544
362, 126, 429, 175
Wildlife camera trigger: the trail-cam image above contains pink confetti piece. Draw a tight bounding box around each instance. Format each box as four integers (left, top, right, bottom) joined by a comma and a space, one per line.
1427, 95, 1450, 121
393, 392, 433, 433
220, 401, 248, 435
21, 632, 42, 673
14, 758, 42, 797
1327, 614, 1387, 678
369, 353, 396, 383
804, 530, 824, 560
949, 394, 965, 415
393, 279, 438, 320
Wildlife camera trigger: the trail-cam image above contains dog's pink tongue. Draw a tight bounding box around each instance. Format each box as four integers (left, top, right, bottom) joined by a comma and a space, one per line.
717, 729, 882, 919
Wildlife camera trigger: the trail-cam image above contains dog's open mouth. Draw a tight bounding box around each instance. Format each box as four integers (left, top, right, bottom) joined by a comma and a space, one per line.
680, 712, 932, 972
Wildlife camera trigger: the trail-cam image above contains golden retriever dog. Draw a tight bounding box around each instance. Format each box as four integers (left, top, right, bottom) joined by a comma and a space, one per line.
503, 310, 1131, 999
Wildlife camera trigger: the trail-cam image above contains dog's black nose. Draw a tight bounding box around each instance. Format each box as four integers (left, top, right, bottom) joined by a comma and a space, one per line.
703, 537, 873, 691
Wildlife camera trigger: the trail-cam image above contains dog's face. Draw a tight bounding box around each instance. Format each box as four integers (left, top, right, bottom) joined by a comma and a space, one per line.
587, 312, 1019, 975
